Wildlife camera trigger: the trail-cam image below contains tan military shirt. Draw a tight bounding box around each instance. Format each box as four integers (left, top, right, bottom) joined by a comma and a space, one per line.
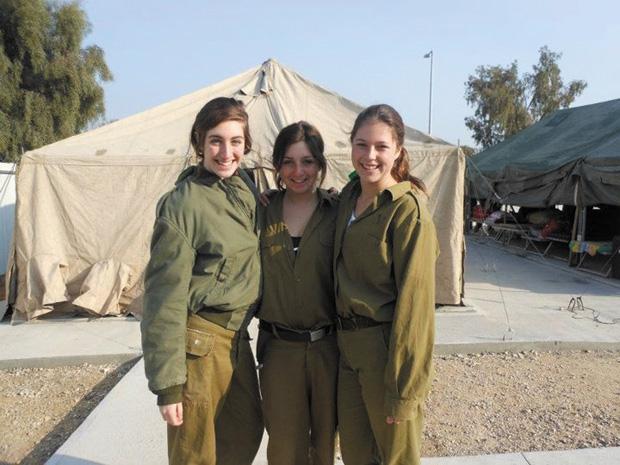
257, 189, 338, 330
334, 177, 439, 419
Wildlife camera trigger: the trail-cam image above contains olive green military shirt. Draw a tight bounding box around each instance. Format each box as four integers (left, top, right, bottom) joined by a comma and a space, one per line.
334, 178, 439, 420
257, 189, 338, 330
141, 166, 261, 404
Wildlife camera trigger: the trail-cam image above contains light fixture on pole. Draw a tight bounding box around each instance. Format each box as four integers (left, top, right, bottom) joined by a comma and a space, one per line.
423, 50, 433, 135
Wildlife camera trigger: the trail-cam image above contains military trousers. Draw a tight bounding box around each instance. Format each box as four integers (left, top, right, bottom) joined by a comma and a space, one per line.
337, 324, 424, 465
168, 314, 264, 465
257, 329, 339, 465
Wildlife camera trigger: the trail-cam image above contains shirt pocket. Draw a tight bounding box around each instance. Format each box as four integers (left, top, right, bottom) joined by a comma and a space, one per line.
260, 233, 285, 258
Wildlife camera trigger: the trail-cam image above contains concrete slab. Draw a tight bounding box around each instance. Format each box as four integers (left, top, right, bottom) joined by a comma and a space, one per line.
435, 239, 620, 353
421, 447, 620, 465
422, 452, 528, 464
523, 446, 620, 465
0, 317, 141, 369
46, 359, 165, 465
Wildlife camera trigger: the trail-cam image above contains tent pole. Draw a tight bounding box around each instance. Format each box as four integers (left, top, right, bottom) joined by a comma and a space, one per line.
568, 178, 580, 266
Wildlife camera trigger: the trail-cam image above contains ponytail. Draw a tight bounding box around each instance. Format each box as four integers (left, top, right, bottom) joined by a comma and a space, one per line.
391, 147, 427, 194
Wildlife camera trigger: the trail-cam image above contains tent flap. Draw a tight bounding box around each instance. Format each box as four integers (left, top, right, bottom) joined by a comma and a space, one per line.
72, 259, 133, 315
24, 254, 69, 317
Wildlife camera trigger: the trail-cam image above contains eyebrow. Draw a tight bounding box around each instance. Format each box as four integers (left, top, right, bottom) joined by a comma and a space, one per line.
207, 135, 244, 140
353, 137, 390, 145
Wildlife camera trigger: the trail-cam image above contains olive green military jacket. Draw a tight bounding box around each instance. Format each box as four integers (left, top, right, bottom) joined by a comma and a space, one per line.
141, 166, 261, 402
257, 189, 338, 330
334, 178, 439, 420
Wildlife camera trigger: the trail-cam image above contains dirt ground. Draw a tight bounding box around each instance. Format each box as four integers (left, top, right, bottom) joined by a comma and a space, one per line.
423, 350, 620, 457
0, 360, 136, 465
0, 351, 617, 464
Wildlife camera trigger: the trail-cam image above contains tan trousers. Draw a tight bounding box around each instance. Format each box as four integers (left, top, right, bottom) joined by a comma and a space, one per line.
257, 330, 339, 465
337, 325, 424, 465
168, 315, 264, 465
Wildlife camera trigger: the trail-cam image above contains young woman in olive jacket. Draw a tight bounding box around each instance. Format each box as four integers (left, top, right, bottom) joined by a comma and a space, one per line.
141, 97, 263, 465
333, 104, 439, 465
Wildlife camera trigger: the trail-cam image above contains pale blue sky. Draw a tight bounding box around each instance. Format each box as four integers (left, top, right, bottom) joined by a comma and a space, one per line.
82, 0, 620, 147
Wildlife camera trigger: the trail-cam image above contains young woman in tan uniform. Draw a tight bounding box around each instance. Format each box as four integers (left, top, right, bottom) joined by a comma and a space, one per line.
256, 121, 339, 465
333, 104, 439, 465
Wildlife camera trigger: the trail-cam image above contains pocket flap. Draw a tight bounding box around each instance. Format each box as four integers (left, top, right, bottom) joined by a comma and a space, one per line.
185, 328, 215, 356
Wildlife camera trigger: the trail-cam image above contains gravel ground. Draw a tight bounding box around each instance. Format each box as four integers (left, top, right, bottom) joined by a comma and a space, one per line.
422, 350, 620, 457
0, 360, 137, 465
0, 351, 617, 464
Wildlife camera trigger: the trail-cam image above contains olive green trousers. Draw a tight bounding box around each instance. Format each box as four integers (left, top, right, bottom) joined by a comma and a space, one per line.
167, 315, 264, 465
337, 325, 424, 465
257, 330, 339, 465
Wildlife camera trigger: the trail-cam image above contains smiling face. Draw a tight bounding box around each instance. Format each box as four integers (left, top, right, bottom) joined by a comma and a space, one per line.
202, 120, 245, 179
278, 141, 320, 195
351, 121, 400, 190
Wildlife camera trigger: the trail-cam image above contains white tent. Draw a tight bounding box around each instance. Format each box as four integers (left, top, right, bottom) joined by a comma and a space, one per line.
1, 162, 16, 318
0, 163, 16, 275
8, 59, 465, 321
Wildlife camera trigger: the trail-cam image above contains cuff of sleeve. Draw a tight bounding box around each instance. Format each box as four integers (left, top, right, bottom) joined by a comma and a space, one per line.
384, 395, 421, 421
155, 385, 184, 406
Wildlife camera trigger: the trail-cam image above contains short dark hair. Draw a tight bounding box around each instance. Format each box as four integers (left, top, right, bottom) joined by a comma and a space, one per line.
190, 97, 252, 160
272, 121, 327, 189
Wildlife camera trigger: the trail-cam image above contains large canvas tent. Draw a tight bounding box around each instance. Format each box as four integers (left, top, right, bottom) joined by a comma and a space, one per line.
469, 98, 620, 207
6, 59, 465, 321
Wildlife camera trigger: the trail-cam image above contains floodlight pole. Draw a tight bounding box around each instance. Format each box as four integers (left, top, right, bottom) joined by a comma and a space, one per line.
424, 50, 433, 135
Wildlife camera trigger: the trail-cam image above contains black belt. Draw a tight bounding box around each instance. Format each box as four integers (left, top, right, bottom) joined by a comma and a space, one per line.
336, 315, 383, 331
259, 321, 335, 343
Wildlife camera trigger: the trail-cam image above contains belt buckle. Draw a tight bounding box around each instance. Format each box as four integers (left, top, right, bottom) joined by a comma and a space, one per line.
309, 328, 326, 342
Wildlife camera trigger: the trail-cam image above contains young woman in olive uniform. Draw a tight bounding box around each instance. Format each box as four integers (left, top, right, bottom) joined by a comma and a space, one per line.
256, 121, 339, 465
333, 105, 439, 465
141, 98, 263, 465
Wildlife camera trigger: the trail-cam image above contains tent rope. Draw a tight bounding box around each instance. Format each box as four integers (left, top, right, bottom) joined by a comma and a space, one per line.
561, 296, 619, 325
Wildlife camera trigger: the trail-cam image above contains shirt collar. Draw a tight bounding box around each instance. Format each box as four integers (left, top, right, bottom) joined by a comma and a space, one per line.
383, 181, 412, 201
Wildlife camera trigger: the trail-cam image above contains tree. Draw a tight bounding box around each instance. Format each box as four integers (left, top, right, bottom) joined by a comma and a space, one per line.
460, 145, 477, 157
464, 46, 586, 149
0, 0, 112, 161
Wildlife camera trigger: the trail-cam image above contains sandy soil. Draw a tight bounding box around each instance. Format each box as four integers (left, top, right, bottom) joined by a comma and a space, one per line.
0, 360, 136, 465
423, 350, 620, 456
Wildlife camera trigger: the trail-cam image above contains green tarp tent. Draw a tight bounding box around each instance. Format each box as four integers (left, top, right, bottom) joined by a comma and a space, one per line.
469, 98, 620, 207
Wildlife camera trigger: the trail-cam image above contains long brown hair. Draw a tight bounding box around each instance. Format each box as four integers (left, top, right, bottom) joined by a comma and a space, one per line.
272, 121, 327, 190
190, 97, 252, 160
350, 104, 427, 194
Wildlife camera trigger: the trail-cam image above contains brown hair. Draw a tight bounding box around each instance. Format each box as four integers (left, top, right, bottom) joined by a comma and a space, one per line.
190, 97, 252, 160
272, 121, 327, 190
350, 104, 427, 194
